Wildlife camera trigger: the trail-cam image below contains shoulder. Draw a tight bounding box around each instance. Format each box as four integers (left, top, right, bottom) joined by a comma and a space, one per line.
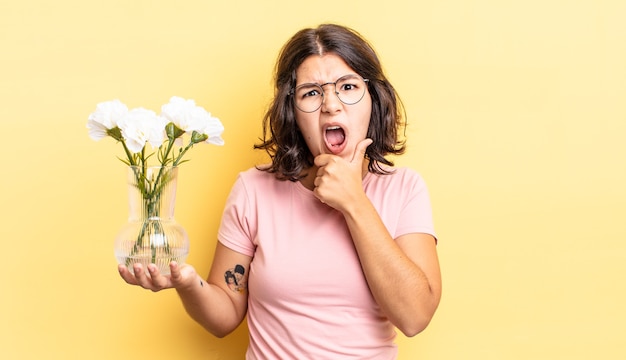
366, 166, 426, 188
237, 166, 275, 183
233, 166, 294, 195
364, 166, 431, 203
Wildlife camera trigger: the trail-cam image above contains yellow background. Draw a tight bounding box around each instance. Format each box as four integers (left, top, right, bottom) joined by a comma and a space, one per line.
2, 0, 625, 359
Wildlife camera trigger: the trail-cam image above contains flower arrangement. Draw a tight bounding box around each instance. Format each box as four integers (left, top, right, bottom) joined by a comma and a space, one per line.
87, 96, 224, 167
87, 96, 224, 272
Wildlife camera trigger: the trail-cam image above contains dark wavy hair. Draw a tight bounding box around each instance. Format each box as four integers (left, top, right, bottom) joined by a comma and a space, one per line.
254, 23, 406, 181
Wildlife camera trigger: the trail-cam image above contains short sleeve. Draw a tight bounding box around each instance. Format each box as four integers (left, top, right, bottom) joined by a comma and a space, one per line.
395, 170, 436, 241
217, 174, 257, 257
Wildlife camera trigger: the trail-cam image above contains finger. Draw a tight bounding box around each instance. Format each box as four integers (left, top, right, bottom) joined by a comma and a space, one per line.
351, 138, 373, 164
147, 264, 169, 290
169, 261, 184, 285
314, 153, 333, 167
170, 261, 180, 277
118, 264, 138, 285
131, 263, 154, 289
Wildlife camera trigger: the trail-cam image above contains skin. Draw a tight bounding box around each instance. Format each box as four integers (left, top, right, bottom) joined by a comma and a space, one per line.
119, 53, 442, 338
293, 54, 372, 163
298, 54, 442, 335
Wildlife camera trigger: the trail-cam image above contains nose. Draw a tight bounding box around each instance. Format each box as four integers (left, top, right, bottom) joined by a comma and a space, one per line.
320, 83, 341, 113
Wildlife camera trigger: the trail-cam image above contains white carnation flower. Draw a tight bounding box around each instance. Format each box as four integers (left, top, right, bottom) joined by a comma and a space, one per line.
88, 96, 224, 170
117, 108, 167, 153
161, 96, 204, 133
86, 99, 128, 141
200, 115, 225, 145
161, 96, 224, 145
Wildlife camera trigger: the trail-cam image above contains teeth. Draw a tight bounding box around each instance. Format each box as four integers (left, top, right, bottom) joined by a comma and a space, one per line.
327, 126, 341, 131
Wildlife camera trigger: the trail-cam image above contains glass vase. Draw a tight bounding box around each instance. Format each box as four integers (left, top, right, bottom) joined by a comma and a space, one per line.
114, 165, 189, 276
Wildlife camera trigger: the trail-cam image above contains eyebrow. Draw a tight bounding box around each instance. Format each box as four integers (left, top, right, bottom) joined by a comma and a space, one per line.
295, 73, 360, 87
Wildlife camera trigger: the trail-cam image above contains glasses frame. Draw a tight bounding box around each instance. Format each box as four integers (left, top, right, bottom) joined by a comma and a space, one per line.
290, 74, 370, 113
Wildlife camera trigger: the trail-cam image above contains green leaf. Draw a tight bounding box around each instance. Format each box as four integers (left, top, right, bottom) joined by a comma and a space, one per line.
117, 156, 130, 166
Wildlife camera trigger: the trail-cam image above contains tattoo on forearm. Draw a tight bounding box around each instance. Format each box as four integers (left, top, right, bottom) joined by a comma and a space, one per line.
224, 264, 247, 293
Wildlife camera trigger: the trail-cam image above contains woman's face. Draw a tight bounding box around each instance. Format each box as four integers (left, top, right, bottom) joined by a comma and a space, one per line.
294, 53, 372, 161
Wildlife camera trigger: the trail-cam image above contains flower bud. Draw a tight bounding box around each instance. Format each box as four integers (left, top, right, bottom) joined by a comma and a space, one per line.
166, 122, 185, 140
191, 131, 209, 144
106, 127, 124, 141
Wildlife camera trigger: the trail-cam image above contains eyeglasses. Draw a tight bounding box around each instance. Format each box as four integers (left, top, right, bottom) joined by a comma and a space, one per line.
290, 74, 369, 113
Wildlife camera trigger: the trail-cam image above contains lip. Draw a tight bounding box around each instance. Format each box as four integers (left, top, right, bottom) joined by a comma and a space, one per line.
323, 123, 348, 155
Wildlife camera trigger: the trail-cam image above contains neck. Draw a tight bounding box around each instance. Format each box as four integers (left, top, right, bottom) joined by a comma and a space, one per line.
298, 167, 317, 191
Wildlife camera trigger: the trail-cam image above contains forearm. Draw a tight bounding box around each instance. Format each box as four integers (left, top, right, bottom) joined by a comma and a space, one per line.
175, 274, 246, 338
342, 197, 441, 336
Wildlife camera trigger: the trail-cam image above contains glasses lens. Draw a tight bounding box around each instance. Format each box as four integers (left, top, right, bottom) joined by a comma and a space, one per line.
292, 75, 368, 112
336, 75, 367, 105
294, 84, 323, 112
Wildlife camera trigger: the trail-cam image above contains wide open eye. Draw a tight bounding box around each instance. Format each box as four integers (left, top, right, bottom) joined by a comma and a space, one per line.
296, 84, 323, 99
336, 75, 367, 105
294, 84, 324, 112
337, 75, 363, 93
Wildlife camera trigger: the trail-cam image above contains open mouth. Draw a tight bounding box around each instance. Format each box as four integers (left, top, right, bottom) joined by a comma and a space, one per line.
326, 126, 345, 146
324, 125, 346, 153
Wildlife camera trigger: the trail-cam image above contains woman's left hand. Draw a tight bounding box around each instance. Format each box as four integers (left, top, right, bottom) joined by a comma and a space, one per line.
313, 138, 372, 212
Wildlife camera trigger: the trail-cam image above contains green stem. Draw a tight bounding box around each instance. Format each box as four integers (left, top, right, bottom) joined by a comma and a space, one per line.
122, 135, 184, 268
173, 142, 194, 166
121, 141, 137, 166
149, 139, 176, 200
124, 188, 171, 267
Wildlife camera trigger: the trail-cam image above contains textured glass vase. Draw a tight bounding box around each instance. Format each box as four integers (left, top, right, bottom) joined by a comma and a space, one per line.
114, 165, 189, 276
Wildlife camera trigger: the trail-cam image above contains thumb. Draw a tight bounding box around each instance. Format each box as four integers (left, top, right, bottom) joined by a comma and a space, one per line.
351, 138, 373, 164
170, 261, 183, 281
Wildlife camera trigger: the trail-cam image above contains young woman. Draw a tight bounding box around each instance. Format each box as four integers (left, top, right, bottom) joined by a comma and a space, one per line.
119, 23, 442, 359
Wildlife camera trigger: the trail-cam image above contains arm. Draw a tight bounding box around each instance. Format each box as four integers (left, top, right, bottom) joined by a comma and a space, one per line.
118, 241, 251, 338
176, 242, 251, 337
342, 203, 441, 336
313, 139, 442, 336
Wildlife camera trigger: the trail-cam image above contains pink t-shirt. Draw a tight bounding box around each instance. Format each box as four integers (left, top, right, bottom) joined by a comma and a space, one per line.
218, 166, 435, 359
